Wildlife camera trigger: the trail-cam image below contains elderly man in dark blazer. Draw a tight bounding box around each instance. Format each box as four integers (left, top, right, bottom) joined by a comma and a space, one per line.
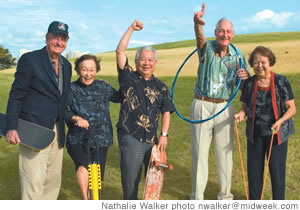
5, 21, 72, 200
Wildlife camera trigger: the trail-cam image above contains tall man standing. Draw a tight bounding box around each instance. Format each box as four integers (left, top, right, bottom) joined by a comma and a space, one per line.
5, 21, 72, 200
115, 19, 174, 200
190, 3, 251, 200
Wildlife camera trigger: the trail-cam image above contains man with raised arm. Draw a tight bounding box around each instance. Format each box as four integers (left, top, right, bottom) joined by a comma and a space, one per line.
190, 3, 250, 200
115, 20, 174, 200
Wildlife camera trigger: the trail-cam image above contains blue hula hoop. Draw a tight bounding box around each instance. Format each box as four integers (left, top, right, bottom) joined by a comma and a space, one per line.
170, 43, 242, 123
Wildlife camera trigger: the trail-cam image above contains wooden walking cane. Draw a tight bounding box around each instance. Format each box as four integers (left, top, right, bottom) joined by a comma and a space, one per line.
260, 129, 276, 200
234, 121, 249, 200
88, 125, 102, 200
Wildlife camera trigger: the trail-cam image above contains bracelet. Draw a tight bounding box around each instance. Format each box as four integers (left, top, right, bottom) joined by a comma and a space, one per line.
160, 132, 168, 137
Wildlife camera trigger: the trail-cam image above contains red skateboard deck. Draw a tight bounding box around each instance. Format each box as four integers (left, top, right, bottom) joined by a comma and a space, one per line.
143, 145, 173, 200
0, 113, 55, 151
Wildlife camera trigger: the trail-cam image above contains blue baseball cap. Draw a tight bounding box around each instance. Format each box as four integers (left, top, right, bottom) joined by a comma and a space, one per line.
47, 21, 69, 37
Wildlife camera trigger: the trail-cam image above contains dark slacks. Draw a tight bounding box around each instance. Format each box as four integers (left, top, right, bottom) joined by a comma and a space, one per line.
67, 144, 108, 181
118, 133, 153, 200
247, 136, 288, 200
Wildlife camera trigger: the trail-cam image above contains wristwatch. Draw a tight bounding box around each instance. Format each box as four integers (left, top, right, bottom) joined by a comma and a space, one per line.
160, 132, 168, 137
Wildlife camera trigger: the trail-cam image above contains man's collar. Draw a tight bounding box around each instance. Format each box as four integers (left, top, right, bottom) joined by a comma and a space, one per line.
135, 70, 155, 81
48, 53, 64, 65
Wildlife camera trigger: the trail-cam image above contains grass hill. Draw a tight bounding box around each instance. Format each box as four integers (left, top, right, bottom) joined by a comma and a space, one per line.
144, 31, 300, 50
91, 31, 300, 77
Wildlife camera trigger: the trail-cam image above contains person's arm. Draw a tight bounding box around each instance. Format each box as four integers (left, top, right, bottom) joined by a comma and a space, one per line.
158, 112, 171, 152
272, 100, 296, 133
116, 20, 143, 70
5, 54, 33, 145
110, 87, 122, 103
64, 88, 89, 130
194, 3, 207, 50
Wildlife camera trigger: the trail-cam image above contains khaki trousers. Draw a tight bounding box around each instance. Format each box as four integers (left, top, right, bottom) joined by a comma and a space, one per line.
19, 123, 63, 200
190, 99, 234, 200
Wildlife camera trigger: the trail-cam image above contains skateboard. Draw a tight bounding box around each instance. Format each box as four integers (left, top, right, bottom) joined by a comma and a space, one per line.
87, 125, 102, 200
143, 144, 173, 200
0, 113, 55, 151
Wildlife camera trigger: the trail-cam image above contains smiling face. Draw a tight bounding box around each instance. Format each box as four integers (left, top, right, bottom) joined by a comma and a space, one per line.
215, 20, 234, 49
135, 50, 157, 80
46, 33, 68, 57
78, 59, 97, 86
252, 53, 272, 79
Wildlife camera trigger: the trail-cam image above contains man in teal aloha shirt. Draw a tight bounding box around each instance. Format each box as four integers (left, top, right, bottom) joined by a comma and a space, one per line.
190, 3, 251, 200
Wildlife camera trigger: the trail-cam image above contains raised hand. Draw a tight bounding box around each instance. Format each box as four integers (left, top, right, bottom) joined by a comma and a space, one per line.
194, 3, 206, 25
130, 20, 143, 31
116, 19, 144, 70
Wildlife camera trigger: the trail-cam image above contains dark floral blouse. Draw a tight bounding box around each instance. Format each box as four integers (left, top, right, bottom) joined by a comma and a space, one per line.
253, 87, 275, 137
240, 73, 295, 144
65, 79, 120, 148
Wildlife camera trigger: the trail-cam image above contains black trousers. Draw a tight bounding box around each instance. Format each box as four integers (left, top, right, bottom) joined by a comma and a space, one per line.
118, 133, 153, 200
247, 136, 288, 200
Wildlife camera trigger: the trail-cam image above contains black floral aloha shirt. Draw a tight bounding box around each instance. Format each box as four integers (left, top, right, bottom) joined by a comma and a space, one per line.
65, 79, 120, 148
117, 59, 174, 144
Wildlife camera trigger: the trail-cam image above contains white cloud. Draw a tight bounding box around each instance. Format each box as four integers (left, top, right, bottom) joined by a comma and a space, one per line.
155, 30, 174, 35
0, 0, 55, 9
254, 9, 275, 21
79, 22, 89, 31
251, 9, 293, 27
145, 19, 169, 26
161, 20, 169, 24
0, 0, 33, 8
33, 30, 45, 38
130, 40, 154, 46
174, 18, 185, 25
6, 33, 13, 39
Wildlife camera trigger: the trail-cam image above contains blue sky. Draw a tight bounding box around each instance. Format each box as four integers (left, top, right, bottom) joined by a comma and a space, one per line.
1, 0, 299, 58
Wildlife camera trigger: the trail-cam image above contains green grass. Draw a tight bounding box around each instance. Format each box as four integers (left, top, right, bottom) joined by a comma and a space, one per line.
0, 72, 299, 200
127, 31, 300, 51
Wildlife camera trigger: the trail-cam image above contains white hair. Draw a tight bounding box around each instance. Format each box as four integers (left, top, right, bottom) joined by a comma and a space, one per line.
215, 18, 234, 31
135, 46, 157, 62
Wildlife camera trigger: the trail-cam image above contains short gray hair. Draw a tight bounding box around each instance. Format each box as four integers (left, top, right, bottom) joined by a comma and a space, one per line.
215, 18, 234, 31
135, 46, 157, 62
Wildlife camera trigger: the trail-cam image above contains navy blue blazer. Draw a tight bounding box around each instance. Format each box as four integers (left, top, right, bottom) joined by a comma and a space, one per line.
5, 46, 72, 147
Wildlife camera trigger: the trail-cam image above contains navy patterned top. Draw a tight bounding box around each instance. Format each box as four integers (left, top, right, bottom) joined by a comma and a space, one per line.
253, 87, 275, 136
65, 79, 120, 148
117, 59, 174, 144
